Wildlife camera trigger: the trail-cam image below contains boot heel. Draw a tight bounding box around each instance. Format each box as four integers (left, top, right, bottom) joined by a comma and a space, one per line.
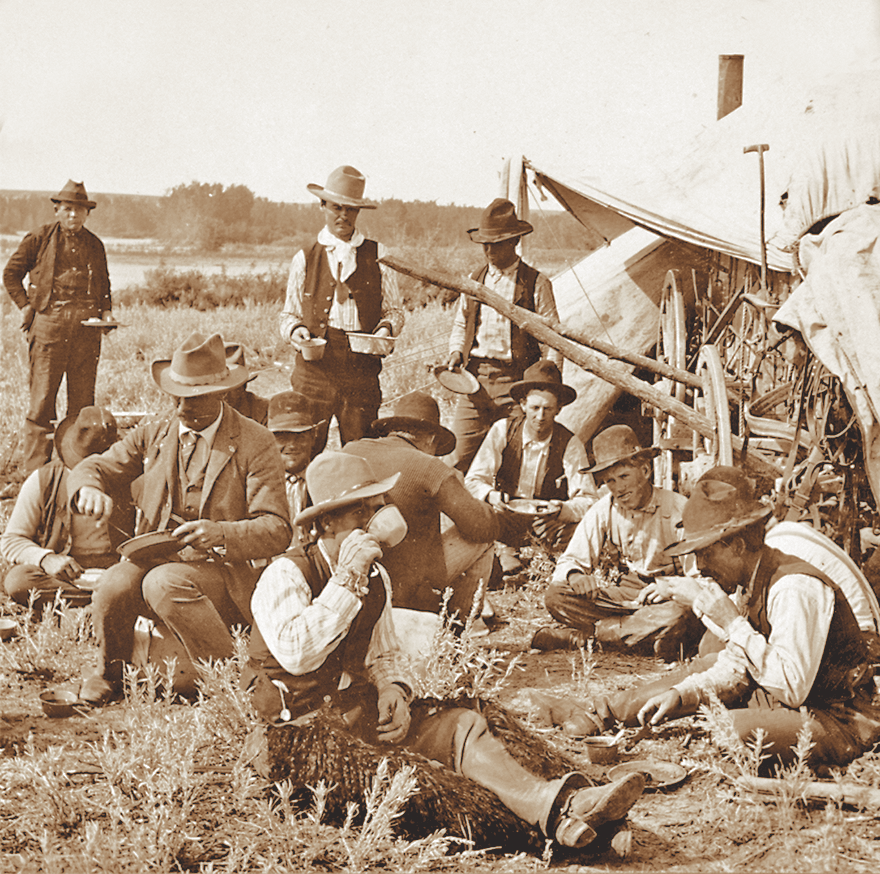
554, 816, 596, 848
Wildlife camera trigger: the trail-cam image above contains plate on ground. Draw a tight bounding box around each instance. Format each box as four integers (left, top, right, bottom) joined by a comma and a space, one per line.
117, 532, 184, 564
434, 365, 480, 395
608, 760, 688, 791
504, 499, 560, 517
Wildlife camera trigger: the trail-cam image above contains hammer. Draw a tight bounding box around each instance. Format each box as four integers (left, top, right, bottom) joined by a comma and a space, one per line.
744, 143, 770, 290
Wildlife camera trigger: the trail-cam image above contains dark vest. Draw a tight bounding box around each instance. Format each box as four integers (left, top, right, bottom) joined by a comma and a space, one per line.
245, 543, 387, 721
496, 416, 573, 500
301, 239, 383, 337
749, 547, 871, 707
470, 260, 541, 372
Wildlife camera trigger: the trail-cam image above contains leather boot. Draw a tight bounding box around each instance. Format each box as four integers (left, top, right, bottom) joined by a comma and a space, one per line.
531, 625, 592, 651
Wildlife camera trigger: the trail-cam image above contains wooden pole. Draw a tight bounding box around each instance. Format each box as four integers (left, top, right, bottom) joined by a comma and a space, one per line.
737, 775, 880, 809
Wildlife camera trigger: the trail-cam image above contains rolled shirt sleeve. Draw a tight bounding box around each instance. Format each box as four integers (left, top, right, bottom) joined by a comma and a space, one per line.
562, 436, 598, 519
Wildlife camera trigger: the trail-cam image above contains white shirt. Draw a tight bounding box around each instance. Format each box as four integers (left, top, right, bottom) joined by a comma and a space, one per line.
178, 407, 224, 473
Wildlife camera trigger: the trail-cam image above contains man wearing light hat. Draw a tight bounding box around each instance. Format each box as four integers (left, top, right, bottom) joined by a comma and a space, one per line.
3, 181, 114, 474
570, 466, 880, 771
244, 450, 644, 851
1, 406, 134, 610
533, 424, 698, 657
342, 391, 500, 621
446, 198, 562, 473
279, 165, 404, 453
69, 332, 291, 705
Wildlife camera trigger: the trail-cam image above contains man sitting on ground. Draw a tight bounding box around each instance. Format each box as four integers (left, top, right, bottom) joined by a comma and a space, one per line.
574, 466, 880, 772
222, 343, 269, 426
465, 360, 596, 577
1, 407, 134, 610
533, 424, 700, 659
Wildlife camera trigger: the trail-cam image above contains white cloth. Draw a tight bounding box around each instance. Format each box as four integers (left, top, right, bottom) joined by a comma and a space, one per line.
464, 417, 597, 519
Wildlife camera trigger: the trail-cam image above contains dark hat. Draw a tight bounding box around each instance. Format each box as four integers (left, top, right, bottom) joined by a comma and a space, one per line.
664, 466, 772, 556
50, 180, 96, 210
307, 165, 378, 209
152, 332, 250, 398
370, 391, 456, 456
467, 198, 533, 244
295, 451, 399, 526
588, 425, 658, 474
54, 406, 118, 468
268, 391, 323, 433
509, 360, 576, 407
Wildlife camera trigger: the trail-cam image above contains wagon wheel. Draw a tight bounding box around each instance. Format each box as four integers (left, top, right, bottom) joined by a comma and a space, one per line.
653, 270, 687, 488
695, 344, 734, 467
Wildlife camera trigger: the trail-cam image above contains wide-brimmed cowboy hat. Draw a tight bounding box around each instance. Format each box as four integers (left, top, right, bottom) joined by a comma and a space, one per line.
224, 342, 263, 384
54, 406, 118, 468
152, 332, 250, 398
587, 425, 658, 474
509, 360, 577, 407
267, 391, 325, 434
306, 165, 378, 209
370, 391, 456, 456
664, 466, 773, 556
295, 451, 399, 526
50, 180, 96, 210
467, 198, 533, 244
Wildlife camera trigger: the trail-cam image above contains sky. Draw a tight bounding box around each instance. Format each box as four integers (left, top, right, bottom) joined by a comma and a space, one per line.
1, 0, 879, 207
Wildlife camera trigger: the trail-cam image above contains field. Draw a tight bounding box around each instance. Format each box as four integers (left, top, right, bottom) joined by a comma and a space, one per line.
1, 246, 880, 872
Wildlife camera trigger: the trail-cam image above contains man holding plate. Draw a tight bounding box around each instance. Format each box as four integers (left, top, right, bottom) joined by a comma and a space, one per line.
69, 332, 291, 705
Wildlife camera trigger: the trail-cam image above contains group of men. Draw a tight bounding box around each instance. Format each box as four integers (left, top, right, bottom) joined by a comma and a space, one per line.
3, 168, 880, 850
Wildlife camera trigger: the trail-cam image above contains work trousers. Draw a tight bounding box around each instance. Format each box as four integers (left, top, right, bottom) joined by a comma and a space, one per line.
287, 327, 382, 452
3, 552, 117, 611
25, 306, 101, 474
91, 559, 249, 683
449, 359, 522, 473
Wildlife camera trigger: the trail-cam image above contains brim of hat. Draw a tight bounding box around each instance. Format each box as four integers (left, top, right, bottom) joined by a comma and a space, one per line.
467, 224, 533, 244
151, 361, 251, 397
589, 447, 659, 474
370, 416, 456, 456
663, 506, 773, 556
509, 380, 577, 407
53, 415, 86, 468
295, 471, 400, 526
51, 197, 96, 209
269, 417, 325, 434
306, 183, 377, 209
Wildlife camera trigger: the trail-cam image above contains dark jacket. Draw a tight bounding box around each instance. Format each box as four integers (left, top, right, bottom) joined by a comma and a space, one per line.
3, 221, 111, 314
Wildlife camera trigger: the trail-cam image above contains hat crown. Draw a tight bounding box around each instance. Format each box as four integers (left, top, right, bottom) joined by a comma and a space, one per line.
521, 360, 563, 388
51, 180, 95, 207
680, 469, 765, 538
305, 451, 381, 512
468, 198, 533, 243
268, 391, 315, 431
168, 333, 230, 385
323, 165, 366, 202
592, 425, 644, 468
390, 391, 442, 428
56, 406, 117, 467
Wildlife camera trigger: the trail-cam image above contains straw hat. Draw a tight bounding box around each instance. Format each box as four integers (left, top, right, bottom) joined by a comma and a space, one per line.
370, 391, 456, 456
50, 180, 96, 210
665, 466, 772, 556
509, 360, 577, 407
151, 332, 250, 397
307, 165, 377, 209
467, 198, 533, 244
588, 425, 658, 474
54, 406, 118, 468
295, 451, 399, 526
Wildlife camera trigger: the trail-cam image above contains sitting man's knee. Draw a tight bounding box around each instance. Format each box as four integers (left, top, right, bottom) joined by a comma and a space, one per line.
142, 564, 198, 614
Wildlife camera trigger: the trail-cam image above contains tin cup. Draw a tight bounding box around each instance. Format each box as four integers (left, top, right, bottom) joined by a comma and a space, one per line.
366, 505, 408, 548
299, 337, 327, 362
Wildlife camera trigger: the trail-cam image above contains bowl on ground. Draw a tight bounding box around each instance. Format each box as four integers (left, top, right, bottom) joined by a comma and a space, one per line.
581, 736, 621, 764
39, 689, 80, 718
0, 618, 17, 641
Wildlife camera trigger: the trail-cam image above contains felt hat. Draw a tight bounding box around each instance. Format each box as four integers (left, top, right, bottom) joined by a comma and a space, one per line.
509, 360, 577, 407
152, 332, 250, 397
307, 165, 378, 209
370, 391, 456, 456
295, 451, 399, 526
664, 466, 773, 556
50, 180, 96, 210
224, 342, 262, 383
54, 406, 118, 468
467, 198, 533, 244
267, 391, 324, 433
588, 425, 658, 474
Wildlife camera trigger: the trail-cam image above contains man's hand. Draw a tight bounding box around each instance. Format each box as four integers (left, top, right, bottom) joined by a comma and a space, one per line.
75, 486, 114, 522
487, 490, 507, 510
173, 520, 225, 550
20, 304, 35, 333
39, 553, 83, 582
692, 580, 741, 632
637, 576, 675, 605
337, 529, 383, 577
567, 571, 598, 596
446, 351, 463, 370
377, 684, 411, 743
637, 689, 681, 727
291, 326, 311, 349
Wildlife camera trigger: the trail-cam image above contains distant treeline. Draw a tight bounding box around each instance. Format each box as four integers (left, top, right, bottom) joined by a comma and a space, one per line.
0, 183, 601, 251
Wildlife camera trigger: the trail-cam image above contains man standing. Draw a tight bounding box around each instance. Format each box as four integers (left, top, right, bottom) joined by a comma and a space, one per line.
244, 450, 644, 850
70, 332, 291, 705
578, 466, 880, 772
465, 361, 596, 575
446, 198, 561, 473
279, 166, 404, 452
343, 391, 500, 621
533, 425, 699, 659
3, 181, 113, 474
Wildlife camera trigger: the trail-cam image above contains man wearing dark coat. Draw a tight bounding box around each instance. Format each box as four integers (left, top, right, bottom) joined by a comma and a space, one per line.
3, 181, 114, 474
